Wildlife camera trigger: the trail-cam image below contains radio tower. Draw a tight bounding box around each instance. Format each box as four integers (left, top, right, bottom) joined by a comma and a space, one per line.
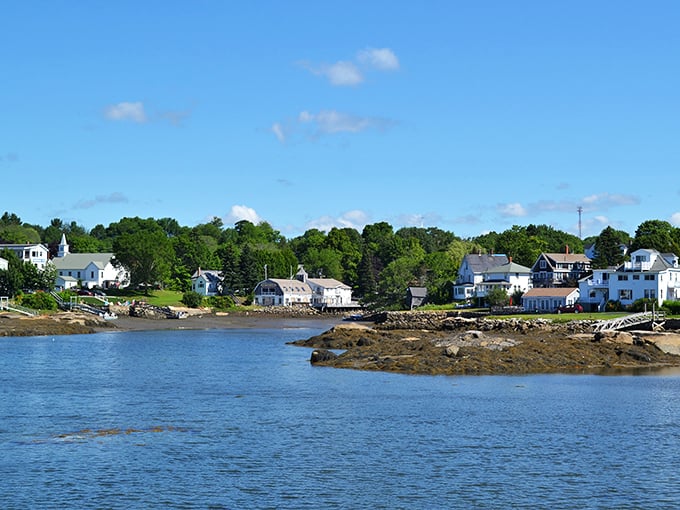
577, 206, 583, 239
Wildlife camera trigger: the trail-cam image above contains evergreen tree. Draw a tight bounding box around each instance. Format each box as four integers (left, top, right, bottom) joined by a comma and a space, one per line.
592, 226, 627, 268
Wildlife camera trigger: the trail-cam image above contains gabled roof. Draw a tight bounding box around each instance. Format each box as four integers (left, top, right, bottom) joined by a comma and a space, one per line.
407, 286, 428, 298
522, 287, 579, 298
484, 261, 532, 275
307, 278, 351, 290
192, 268, 222, 283
461, 254, 509, 273
52, 253, 114, 270
541, 253, 591, 265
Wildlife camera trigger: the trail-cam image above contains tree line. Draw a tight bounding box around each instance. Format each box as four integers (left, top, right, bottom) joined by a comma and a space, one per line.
2, 210, 680, 309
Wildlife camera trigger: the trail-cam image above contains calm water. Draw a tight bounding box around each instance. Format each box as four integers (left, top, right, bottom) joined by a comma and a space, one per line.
2, 323, 680, 509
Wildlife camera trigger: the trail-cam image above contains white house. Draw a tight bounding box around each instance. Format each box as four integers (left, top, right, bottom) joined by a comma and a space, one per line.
253, 278, 313, 306
51, 235, 128, 290
0, 256, 7, 271
294, 266, 353, 308
476, 259, 532, 301
0, 243, 50, 269
578, 268, 615, 312
453, 254, 509, 302
599, 249, 680, 308
191, 268, 222, 296
522, 287, 580, 313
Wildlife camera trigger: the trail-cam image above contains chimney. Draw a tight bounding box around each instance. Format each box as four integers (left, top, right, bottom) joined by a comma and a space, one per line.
565, 245, 569, 255
508, 256, 512, 264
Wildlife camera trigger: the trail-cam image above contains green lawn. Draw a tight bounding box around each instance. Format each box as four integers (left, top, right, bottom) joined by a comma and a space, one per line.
102, 289, 184, 307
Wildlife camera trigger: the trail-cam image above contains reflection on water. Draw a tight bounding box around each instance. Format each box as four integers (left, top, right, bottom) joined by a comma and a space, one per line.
2, 326, 680, 509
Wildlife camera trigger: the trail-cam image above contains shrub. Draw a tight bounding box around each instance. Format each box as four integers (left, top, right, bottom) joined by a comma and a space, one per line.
662, 300, 680, 315
18, 291, 57, 311
206, 295, 235, 311
605, 300, 623, 312
181, 291, 203, 308
630, 298, 658, 313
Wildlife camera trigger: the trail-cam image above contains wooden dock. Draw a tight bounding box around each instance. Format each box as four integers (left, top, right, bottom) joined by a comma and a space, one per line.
593, 311, 666, 332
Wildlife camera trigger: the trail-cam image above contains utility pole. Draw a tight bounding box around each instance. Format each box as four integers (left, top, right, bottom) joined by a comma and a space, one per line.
264, 264, 267, 280
577, 206, 583, 239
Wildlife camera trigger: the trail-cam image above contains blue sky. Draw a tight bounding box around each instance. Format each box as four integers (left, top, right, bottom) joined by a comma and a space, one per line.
2, 1, 679, 240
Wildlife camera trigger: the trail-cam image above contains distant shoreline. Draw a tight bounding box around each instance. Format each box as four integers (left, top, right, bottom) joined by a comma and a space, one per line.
0, 310, 344, 337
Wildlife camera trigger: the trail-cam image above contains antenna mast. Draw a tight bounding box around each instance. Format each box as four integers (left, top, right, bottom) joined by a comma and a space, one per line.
577, 206, 583, 239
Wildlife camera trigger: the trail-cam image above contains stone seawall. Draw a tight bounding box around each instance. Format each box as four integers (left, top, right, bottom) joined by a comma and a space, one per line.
368, 310, 595, 335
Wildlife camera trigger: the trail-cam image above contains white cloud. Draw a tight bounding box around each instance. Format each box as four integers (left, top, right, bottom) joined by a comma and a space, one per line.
298, 109, 394, 135
325, 61, 363, 86
104, 102, 147, 123
271, 123, 286, 143
357, 47, 400, 71
581, 192, 639, 210
73, 192, 129, 210
498, 203, 528, 217
305, 210, 370, 232
301, 60, 363, 86
671, 212, 680, 226
224, 205, 262, 225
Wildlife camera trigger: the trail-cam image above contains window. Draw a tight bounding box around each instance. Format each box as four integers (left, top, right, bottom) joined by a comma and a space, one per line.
91, 271, 95, 278
644, 274, 655, 281
619, 289, 632, 300
644, 289, 656, 299
540, 260, 546, 269
633, 275, 639, 280
618, 275, 628, 281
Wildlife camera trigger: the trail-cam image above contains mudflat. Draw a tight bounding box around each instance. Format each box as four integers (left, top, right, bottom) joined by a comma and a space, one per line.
0, 310, 343, 337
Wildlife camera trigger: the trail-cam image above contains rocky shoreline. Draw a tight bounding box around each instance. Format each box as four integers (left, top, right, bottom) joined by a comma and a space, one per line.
290, 311, 680, 375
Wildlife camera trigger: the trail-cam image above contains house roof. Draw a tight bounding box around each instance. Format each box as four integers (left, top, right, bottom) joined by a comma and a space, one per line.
261, 279, 312, 295
462, 254, 509, 273
484, 261, 532, 275
407, 286, 428, 298
542, 253, 591, 264
307, 278, 351, 290
192, 268, 222, 283
522, 287, 579, 298
52, 253, 114, 270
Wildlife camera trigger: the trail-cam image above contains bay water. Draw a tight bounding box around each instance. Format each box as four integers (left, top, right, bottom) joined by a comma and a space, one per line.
2, 322, 680, 509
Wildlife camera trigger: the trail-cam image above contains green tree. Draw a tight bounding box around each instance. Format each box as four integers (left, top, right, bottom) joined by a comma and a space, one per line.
112, 230, 174, 293
592, 226, 628, 268
371, 243, 426, 309
630, 220, 680, 254
0, 250, 23, 297
486, 287, 510, 307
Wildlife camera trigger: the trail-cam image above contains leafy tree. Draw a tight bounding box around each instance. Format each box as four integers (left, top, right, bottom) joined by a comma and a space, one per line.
112, 229, 174, 293
0, 249, 23, 297
592, 226, 628, 269
422, 251, 458, 304
486, 287, 509, 308
630, 220, 680, 254
326, 227, 363, 287
300, 247, 343, 280
370, 243, 426, 309
0, 224, 41, 244
396, 226, 456, 253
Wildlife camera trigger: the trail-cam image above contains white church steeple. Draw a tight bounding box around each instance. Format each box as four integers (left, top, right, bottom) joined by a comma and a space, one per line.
57, 233, 70, 258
